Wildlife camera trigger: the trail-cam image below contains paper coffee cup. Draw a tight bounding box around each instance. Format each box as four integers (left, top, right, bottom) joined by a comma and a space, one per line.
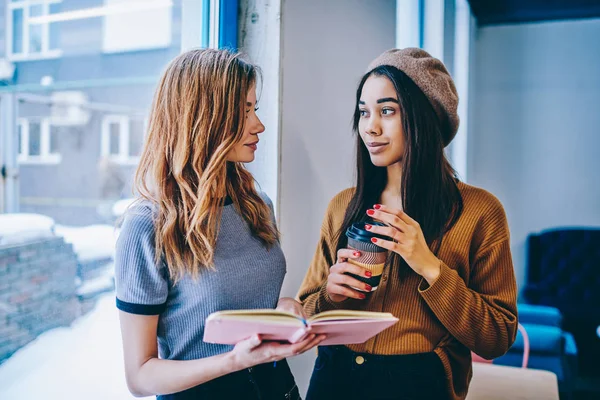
345, 222, 389, 291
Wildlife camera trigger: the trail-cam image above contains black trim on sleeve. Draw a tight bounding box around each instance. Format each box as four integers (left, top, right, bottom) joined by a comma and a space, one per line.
116, 298, 167, 315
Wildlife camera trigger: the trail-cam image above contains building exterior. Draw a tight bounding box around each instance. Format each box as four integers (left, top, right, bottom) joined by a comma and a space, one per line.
0, 0, 183, 225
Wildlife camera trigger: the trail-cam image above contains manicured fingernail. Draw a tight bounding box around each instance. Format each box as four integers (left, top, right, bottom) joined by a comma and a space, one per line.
365, 224, 372, 230
365, 271, 372, 277
359, 293, 366, 299
353, 251, 361, 257
371, 238, 377, 243
365, 285, 372, 291
374, 204, 382, 210
367, 209, 375, 216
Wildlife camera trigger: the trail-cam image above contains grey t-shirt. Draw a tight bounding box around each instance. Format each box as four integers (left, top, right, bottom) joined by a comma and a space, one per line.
115, 195, 287, 360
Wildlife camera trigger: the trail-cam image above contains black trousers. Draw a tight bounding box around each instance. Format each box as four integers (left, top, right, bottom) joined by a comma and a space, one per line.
306, 346, 449, 400
160, 359, 300, 400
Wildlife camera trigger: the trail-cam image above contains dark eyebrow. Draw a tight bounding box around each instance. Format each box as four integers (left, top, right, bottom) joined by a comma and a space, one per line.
246, 102, 253, 107
358, 98, 399, 105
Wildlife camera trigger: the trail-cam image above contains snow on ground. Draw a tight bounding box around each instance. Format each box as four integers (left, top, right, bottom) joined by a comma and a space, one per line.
54, 224, 119, 262
77, 264, 115, 297
112, 198, 136, 218
0, 214, 56, 246
0, 293, 150, 400
0, 214, 118, 263
0, 217, 131, 398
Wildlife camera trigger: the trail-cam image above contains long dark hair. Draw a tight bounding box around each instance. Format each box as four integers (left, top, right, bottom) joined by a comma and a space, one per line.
335, 65, 463, 267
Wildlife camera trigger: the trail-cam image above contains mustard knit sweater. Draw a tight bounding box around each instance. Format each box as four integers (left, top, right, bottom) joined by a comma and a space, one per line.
298, 182, 518, 400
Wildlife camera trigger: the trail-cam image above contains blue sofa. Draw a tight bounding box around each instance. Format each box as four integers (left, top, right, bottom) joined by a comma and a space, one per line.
493, 303, 578, 398
522, 228, 600, 396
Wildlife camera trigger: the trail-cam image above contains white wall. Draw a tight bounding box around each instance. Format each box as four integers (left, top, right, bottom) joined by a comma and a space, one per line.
469, 18, 600, 289
279, 0, 396, 394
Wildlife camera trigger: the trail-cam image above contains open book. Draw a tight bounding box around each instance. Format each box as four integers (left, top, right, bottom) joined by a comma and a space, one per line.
203, 309, 398, 346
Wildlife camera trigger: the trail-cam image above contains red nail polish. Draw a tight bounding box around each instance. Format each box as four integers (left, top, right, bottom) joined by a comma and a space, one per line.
365, 224, 372, 230
365, 271, 372, 277
371, 238, 377, 243
374, 204, 382, 210
353, 251, 361, 257
367, 209, 375, 216
365, 285, 372, 291
360, 293, 366, 299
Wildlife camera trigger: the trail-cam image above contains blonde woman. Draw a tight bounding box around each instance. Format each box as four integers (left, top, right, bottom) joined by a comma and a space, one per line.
115, 49, 324, 399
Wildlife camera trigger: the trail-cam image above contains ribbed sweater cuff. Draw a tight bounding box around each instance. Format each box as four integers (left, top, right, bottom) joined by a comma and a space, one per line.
316, 283, 351, 313
418, 261, 463, 315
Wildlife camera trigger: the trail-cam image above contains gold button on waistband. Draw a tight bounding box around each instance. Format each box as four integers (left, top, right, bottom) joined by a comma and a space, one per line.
355, 356, 365, 365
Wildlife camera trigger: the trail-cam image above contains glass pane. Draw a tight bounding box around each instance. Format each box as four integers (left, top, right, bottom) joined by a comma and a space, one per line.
129, 119, 145, 157
49, 3, 61, 50
29, 4, 43, 17
50, 125, 60, 154
28, 121, 42, 156
29, 5, 44, 53
1, 3, 185, 398
12, 8, 24, 54
109, 123, 120, 155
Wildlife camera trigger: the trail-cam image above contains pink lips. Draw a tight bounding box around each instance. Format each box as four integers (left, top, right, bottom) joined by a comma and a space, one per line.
245, 141, 258, 151
366, 142, 388, 154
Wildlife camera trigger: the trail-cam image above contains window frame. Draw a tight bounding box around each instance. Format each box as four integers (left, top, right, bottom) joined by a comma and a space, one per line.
100, 114, 146, 166
6, 0, 63, 61
1, 0, 233, 213
17, 117, 62, 165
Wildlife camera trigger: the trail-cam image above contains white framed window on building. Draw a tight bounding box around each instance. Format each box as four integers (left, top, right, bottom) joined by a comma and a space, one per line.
6, 0, 62, 60
102, 0, 173, 53
101, 115, 146, 165
17, 118, 62, 164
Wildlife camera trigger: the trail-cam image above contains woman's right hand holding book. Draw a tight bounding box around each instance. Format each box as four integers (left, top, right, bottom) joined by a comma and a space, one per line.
326, 249, 373, 302
229, 333, 325, 371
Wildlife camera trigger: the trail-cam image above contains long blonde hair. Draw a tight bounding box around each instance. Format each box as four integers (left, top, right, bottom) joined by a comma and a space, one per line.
135, 49, 278, 282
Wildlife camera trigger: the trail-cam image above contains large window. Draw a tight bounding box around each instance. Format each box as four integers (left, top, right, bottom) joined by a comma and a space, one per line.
7, 0, 62, 60
0, 1, 238, 398
17, 118, 61, 164
101, 115, 146, 165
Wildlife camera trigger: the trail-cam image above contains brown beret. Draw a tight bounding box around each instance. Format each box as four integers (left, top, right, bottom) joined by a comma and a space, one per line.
367, 48, 459, 147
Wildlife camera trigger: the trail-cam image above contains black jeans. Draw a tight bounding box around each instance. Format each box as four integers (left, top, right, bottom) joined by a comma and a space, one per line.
160, 359, 300, 400
306, 346, 449, 400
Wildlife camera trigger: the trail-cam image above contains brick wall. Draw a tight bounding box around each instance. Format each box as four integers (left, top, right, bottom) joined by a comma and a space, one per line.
78, 257, 114, 281
0, 237, 81, 363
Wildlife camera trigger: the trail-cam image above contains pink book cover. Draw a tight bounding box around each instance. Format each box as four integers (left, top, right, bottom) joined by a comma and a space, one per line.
203, 310, 399, 346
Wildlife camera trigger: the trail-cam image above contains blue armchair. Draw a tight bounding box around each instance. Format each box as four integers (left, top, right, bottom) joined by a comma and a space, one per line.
522, 228, 600, 397
493, 303, 578, 398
